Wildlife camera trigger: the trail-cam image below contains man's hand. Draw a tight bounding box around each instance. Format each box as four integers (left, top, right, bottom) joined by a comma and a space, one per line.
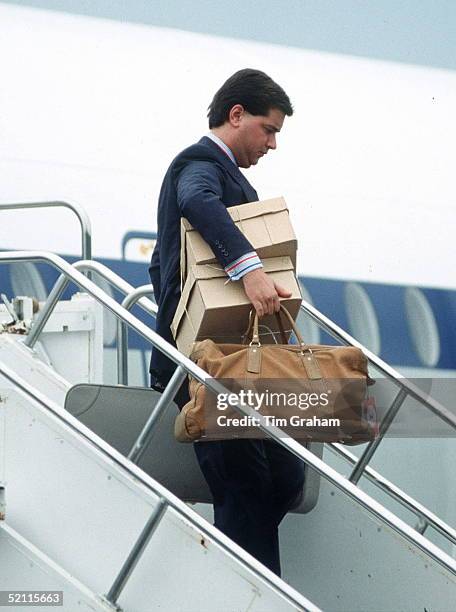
242, 268, 292, 317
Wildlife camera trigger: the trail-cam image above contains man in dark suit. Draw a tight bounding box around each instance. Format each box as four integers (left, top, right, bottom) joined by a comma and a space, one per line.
149, 69, 304, 576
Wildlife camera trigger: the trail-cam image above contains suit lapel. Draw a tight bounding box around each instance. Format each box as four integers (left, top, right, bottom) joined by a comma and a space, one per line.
199, 137, 258, 202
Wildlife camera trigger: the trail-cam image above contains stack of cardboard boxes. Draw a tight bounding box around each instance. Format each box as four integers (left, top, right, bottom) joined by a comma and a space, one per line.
171, 197, 302, 356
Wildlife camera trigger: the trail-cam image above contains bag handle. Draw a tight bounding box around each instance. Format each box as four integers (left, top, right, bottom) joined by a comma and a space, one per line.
247, 304, 309, 352
245, 305, 323, 379
242, 309, 288, 345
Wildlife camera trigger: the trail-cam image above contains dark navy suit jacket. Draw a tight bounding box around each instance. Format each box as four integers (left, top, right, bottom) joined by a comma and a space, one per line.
149, 136, 259, 384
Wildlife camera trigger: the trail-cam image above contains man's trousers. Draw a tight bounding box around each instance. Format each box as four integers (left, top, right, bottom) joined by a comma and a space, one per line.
193, 436, 304, 576
152, 375, 305, 576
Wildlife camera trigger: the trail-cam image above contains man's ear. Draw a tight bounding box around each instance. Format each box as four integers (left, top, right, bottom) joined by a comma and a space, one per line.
228, 104, 245, 127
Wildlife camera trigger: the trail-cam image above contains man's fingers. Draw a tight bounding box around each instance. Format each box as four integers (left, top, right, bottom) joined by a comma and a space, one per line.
253, 301, 264, 317
274, 282, 292, 298
266, 296, 275, 315
265, 295, 275, 315
242, 269, 288, 318
259, 293, 280, 316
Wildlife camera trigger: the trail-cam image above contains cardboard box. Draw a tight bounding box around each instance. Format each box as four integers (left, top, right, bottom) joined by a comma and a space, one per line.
172, 256, 302, 357
180, 197, 297, 286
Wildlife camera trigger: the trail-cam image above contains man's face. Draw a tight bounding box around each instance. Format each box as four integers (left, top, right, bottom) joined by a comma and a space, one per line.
232, 107, 285, 168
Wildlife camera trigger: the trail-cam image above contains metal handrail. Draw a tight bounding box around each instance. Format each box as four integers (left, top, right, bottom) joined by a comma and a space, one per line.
39, 263, 156, 385
3, 250, 454, 552
117, 285, 155, 385
299, 301, 456, 428
30, 259, 456, 445
0, 201, 92, 261
71, 277, 456, 544
74, 260, 157, 313
105, 498, 167, 605
329, 443, 456, 545
12, 250, 455, 547
1, 251, 456, 579
0, 363, 319, 612
21, 259, 157, 349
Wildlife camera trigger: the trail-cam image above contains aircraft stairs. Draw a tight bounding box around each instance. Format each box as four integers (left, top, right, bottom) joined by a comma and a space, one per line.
0, 239, 455, 610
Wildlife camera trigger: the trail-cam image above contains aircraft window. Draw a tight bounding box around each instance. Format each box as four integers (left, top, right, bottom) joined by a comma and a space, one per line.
9, 262, 48, 302
296, 282, 320, 345
344, 282, 381, 355
404, 287, 440, 367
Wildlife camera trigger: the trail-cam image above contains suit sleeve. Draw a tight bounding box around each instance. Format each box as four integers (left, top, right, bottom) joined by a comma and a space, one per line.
176, 160, 263, 279
148, 237, 161, 301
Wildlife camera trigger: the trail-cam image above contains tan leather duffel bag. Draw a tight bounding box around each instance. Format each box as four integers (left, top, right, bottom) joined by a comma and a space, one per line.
175, 305, 376, 444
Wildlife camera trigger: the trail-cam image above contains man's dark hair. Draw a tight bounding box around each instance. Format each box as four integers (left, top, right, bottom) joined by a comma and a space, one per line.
207, 68, 293, 128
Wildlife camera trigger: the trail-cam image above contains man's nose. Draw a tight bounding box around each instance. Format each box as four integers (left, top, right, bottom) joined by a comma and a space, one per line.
267, 133, 277, 150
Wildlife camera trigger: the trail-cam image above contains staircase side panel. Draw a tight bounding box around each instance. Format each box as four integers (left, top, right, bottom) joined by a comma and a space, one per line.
2, 387, 315, 612
280, 452, 456, 612
0, 525, 112, 611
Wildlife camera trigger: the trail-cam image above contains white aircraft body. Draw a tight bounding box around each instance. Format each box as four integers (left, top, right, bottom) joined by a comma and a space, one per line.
1, 3, 455, 290
1, 6, 456, 611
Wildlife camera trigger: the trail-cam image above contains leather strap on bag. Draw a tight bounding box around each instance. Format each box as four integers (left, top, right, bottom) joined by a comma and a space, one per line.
245, 305, 323, 380
242, 308, 288, 345
246, 310, 262, 373
274, 310, 288, 343
275, 306, 323, 379
244, 305, 301, 345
